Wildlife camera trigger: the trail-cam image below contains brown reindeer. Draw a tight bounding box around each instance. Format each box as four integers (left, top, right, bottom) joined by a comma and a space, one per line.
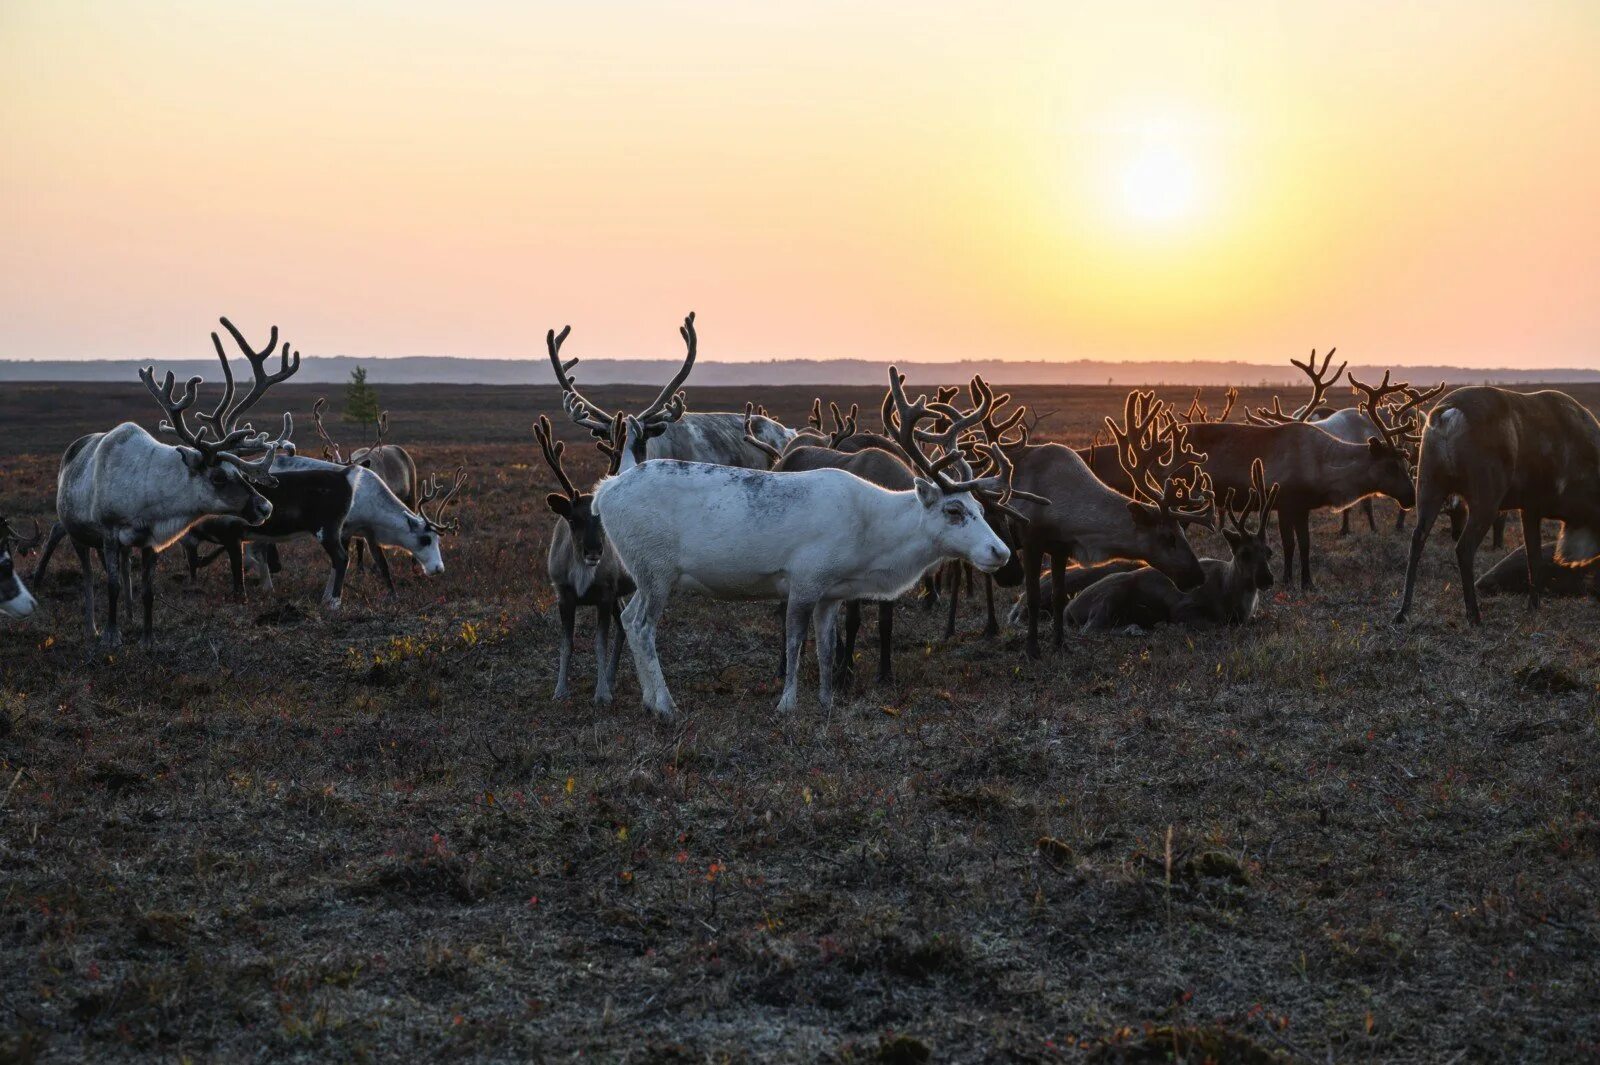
1184, 360, 1422, 590
1005, 389, 1214, 658
1065, 459, 1279, 631
1394, 386, 1600, 624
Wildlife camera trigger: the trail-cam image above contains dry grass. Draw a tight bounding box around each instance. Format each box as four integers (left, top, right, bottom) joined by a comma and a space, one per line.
2, 385, 1598, 1062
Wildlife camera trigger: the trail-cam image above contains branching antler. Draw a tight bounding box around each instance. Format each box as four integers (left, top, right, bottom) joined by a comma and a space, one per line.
312, 397, 347, 464
419, 467, 467, 533
1224, 458, 1280, 539
635, 312, 696, 428
0, 514, 41, 554
197, 317, 301, 444
1106, 391, 1214, 526
1250, 348, 1345, 425
744, 404, 785, 467
1349, 370, 1428, 452
1179, 387, 1239, 424
546, 325, 618, 441
534, 415, 579, 501
827, 402, 860, 447
886, 367, 1047, 523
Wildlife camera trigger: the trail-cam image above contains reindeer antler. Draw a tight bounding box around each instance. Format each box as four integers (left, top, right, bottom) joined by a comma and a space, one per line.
311, 397, 348, 464
744, 404, 785, 467
0, 514, 41, 554
419, 466, 467, 533
546, 324, 620, 441
534, 415, 579, 501
1251, 348, 1345, 424
1106, 390, 1214, 526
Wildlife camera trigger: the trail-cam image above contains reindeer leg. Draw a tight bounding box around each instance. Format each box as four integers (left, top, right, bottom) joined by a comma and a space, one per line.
778, 596, 815, 714
1277, 507, 1297, 588
1492, 513, 1506, 550
983, 574, 998, 638
31, 522, 66, 585
73, 541, 96, 642
120, 556, 134, 625
370, 542, 397, 594
554, 592, 576, 700
593, 601, 615, 706
1395, 489, 1445, 624
100, 543, 123, 650
604, 599, 625, 694
1453, 509, 1495, 626
773, 601, 788, 681
621, 581, 675, 720
352, 537, 366, 577
225, 539, 246, 602
320, 531, 348, 611
840, 600, 861, 692
813, 599, 842, 710
1339, 508, 1351, 537
1023, 543, 1044, 660
877, 601, 894, 684
1521, 510, 1543, 612
1394, 504, 1407, 532
1296, 509, 1314, 590
139, 547, 156, 649
1049, 551, 1069, 650
1364, 498, 1377, 533
921, 569, 939, 612
944, 562, 960, 638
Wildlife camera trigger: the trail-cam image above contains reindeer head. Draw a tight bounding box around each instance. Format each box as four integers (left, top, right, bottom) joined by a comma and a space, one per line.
885, 368, 1048, 575
139, 317, 300, 527
548, 314, 696, 468
535, 414, 612, 569
1107, 391, 1214, 591
0, 514, 40, 619
1222, 459, 1280, 592
1349, 373, 1442, 509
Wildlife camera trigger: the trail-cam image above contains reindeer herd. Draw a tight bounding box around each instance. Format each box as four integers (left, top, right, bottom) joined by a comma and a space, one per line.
3, 315, 1598, 719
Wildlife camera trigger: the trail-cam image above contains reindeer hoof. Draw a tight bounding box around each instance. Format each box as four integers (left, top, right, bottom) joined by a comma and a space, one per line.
324, 598, 342, 613
775, 693, 798, 714
593, 691, 613, 707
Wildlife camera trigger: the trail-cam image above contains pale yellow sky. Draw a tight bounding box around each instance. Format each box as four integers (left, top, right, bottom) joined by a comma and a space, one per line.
3, 1, 1597, 367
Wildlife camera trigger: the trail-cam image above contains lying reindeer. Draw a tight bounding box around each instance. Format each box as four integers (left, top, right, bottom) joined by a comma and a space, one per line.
1396, 385, 1600, 624
1, 515, 40, 620
1476, 542, 1600, 599
1005, 561, 1147, 626
535, 413, 633, 704
1067, 459, 1279, 631
595, 358, 1039, 719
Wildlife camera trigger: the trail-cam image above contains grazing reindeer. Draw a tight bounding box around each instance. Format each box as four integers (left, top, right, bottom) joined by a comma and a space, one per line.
1006, 390, 1214, 658
595, 365, 1036, 720
313, 400, 422, 578
183, 467, 359, 608
56, 317, 295, 649
1394, 386, 1600, 624
535, 414, 634, 704
1, 515, 41, 619
1066, 459, 1279, 631
1185, 357, 1422, 590
549, 313, 790, 467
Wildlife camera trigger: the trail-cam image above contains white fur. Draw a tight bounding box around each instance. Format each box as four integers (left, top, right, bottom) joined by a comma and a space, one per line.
273, 455, 445, 575
594, 460, 1010, 719
0, 556, 36, 619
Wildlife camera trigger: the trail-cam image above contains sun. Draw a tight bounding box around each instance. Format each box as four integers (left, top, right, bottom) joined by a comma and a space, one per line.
1119, 142, 1198, 225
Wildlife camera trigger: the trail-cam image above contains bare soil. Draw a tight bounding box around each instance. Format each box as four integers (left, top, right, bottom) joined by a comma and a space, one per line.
1, 383, 1597, 1062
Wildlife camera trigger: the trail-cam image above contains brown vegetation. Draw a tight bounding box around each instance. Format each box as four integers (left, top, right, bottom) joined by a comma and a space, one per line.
1, 384, 1597, 1061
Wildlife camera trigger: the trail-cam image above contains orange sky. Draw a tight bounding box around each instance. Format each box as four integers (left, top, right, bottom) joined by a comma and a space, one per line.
3, 1, 1597, 367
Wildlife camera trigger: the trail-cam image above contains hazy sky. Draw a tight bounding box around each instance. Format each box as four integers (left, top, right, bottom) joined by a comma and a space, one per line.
3, 1, 1597, 367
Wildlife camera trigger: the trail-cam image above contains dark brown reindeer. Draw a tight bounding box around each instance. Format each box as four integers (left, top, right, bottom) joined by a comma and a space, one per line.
1184, 354, 1421, 589
1066, 459, 1278, 631
1394, 386, 1600, 624
1476, 542, 1600, 600
535, 414, 634, 704
1006, 389, 1214, 658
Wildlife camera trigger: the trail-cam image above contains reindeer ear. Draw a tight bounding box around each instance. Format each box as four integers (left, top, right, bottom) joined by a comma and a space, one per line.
178, 446, 206, 471
915, 479, 941, 508
547, 493, 573, 516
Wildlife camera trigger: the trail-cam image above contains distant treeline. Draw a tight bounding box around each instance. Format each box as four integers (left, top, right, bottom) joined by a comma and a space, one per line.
0, 355, 1594, 387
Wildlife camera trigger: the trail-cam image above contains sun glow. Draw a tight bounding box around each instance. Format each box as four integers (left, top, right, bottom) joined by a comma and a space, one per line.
1119, 144, 1199, 224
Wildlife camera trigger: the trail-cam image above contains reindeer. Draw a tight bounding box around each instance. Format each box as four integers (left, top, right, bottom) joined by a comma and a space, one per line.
1005, 390, 1215, 658
313, 400, 425, 578
1005, 561, 1147, 626
55, 317, 295, 649
183, 467, 359, 608
549, 313, 790, 467
1, 515, 40, 620
1184, 352, 1421, 589
745, 407, 918, 687
535, 414, 634, 704
594, 365, 1037, 720
1476, 542, 1600, 599
1066, 459, 1279, 631
1393, 387, 1600, 625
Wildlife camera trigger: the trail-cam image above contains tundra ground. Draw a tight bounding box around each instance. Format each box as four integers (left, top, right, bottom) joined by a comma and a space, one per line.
2, 383, 1597, 1062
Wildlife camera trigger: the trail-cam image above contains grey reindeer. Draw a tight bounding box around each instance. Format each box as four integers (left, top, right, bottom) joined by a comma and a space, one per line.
535, 411, 633, 704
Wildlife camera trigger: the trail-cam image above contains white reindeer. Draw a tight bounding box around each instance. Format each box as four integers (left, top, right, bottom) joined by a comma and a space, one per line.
55, 317, 296, 649
1, 516, 40, 619
594, 366, 1043, 720
549, 313, 792, 467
